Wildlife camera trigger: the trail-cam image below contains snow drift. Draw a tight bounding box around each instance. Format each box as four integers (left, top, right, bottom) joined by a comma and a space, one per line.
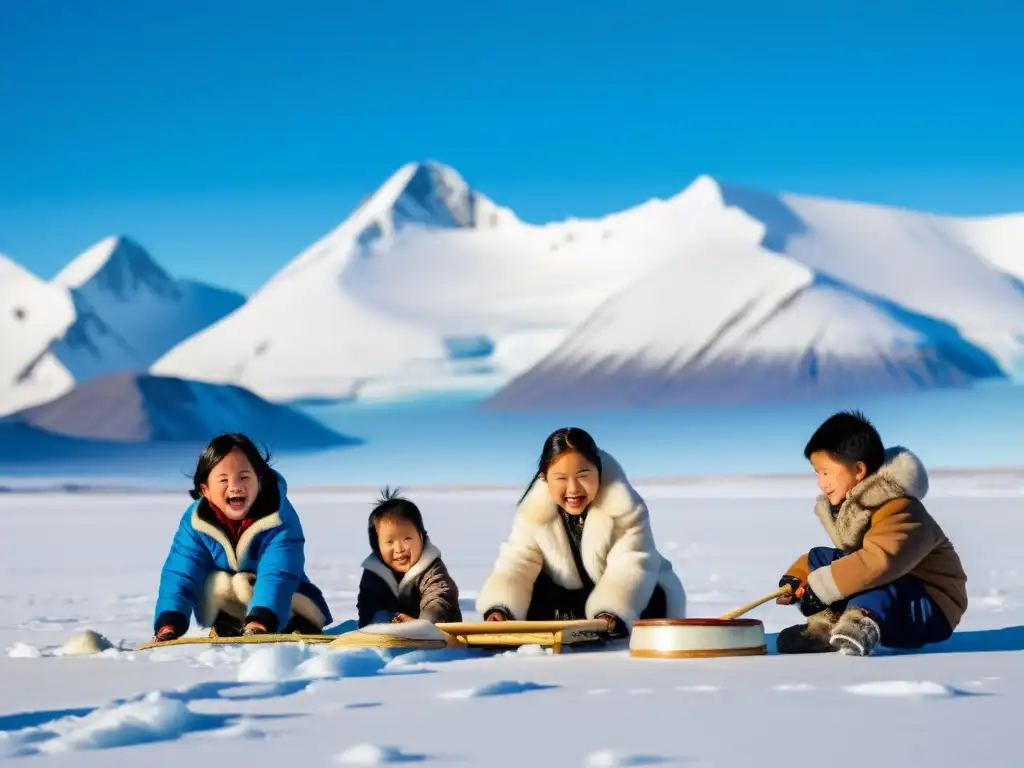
3, 371, 357, 449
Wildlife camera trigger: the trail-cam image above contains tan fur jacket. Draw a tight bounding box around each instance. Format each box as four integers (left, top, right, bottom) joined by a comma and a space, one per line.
786, 447, 968, 628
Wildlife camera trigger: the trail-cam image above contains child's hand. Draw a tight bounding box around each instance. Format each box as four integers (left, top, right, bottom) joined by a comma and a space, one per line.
777, 575, 804, 604
391, 613, 414, 623
595, 612, 628, 638
243, 621, 268, 635
154, 625, 179, 642
485, 611, 507, 622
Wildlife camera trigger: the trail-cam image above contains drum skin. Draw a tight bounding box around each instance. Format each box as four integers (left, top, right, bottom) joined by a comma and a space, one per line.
628, 618, 768, 658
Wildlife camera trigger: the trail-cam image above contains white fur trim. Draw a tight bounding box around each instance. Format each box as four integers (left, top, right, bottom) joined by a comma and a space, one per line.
195, 571, 247, 626
813, 446, 930, 551
190, 506, 283, 571
360, 543, 441, 597
230, 571, 325, 630
476, 450, 687, 626
807, 566, 844, 605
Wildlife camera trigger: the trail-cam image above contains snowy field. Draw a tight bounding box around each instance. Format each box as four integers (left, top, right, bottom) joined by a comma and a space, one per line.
1, 473, 1021, 766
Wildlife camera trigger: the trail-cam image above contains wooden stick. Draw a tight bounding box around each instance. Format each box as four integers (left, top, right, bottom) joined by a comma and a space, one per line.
719, 585, 793, 620
436, 619, 609, 635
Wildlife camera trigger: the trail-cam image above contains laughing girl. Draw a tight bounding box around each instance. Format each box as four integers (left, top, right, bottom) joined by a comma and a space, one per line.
476, 427, 686, 637
151, 433, 332, 641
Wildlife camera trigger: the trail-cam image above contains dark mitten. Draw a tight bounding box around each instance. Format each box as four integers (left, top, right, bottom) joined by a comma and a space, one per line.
796, 583, 828, 617
777, 575, 804, 604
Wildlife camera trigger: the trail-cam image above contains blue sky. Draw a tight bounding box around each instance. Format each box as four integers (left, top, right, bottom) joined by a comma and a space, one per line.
2, 1, 1021, 295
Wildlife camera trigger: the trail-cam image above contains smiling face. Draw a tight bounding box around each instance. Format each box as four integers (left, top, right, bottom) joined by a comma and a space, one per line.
200, 447, 260, 520
375, 516, 425, 574
809, 450, 867, 506
544, 450, 601, 515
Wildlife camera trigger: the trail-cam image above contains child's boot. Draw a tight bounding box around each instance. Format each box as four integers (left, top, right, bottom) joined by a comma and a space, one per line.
776, 609, 840, 654
829, 607, 881, 656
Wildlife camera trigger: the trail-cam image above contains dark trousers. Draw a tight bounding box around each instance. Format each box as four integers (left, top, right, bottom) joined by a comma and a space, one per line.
808, 546, 953, 650
525, 569, 667, 622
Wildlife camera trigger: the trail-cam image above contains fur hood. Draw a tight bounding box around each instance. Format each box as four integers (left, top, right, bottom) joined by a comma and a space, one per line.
815, 446, 929, 551
360, 542, 442, 597
517, 450, 644, 527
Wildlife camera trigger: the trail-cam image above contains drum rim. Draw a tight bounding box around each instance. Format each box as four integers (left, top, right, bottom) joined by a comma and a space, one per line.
632, 618, 763, 628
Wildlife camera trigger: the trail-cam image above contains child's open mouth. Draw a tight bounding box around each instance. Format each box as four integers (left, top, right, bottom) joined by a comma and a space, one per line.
564, 494, 587, 510
227, 496, 248, 512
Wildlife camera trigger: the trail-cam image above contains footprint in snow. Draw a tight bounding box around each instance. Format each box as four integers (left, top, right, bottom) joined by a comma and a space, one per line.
584, 750, 675, 767
335, 743, 430, 764
437, 680, 558, 699
843, 680, 982, 698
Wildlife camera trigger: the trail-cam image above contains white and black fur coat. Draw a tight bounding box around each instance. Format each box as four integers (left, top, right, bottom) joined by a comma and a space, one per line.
475, 451, 687, 627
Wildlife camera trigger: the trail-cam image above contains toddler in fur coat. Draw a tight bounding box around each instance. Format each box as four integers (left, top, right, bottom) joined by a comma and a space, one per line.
777, 411, 968, 656
476, 427, 686, 637
356, 488, 462, 627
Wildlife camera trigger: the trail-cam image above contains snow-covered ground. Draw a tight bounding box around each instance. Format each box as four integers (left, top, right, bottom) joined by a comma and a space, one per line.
1, 473, 1020, 765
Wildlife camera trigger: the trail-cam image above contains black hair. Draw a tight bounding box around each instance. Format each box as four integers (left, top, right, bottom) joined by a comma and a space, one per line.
803, 410, 885, 475
190, 433, 275, 500
520, 427, 603, 503
367, 485, 427, 556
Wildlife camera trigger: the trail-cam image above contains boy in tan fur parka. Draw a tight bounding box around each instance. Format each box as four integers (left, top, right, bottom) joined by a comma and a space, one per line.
776, 411, 967, 656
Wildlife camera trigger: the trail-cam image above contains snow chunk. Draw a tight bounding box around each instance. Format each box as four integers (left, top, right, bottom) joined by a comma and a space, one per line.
293, 649, 386, 680
7, 642, 42, 658
59, 629, 114, 656
237, 645, 387, 683
33, 693, 200, 753
844, 680, 968, 697
236, 645, 311, 683
335, 743, 427, 764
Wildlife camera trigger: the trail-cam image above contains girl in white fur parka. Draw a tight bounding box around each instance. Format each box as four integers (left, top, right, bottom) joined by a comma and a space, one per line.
476, 428, 686, 637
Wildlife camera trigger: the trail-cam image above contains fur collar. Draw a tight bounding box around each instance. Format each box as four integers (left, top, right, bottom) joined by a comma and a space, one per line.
361, 542, 441, 597
814, 446, 929, 550
517, 450, 642, 527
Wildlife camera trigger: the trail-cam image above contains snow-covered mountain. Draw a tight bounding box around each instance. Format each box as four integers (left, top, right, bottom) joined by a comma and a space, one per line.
51, 236, 245, 382
0, 254, 76, 415
153, 161, 678, 402
0, 238, 245, 415
4, 371, 357, 449
154, 163, 1024, 409
485, 177, 1024, 409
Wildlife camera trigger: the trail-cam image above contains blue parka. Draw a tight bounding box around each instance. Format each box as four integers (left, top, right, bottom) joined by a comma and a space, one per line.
153, 472, 332, 633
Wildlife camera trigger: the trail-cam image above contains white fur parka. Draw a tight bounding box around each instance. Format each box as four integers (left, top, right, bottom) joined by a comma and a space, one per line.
476, 451, 687, 627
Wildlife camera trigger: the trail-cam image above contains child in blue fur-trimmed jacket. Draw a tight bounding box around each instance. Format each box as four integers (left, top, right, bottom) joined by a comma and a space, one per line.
152, 433, 332, 641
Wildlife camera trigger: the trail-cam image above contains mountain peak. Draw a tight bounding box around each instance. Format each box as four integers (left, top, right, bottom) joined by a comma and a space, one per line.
54, 236, 178, 300
351, 160, 518, 236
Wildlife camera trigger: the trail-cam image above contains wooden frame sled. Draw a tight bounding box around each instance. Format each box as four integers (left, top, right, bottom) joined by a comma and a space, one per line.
119, 618, 609, 655
437, 619, 610, 654
133, 632, 337, 651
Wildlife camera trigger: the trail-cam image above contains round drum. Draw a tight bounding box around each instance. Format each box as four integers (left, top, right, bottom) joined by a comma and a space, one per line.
629, 618, 767, 659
